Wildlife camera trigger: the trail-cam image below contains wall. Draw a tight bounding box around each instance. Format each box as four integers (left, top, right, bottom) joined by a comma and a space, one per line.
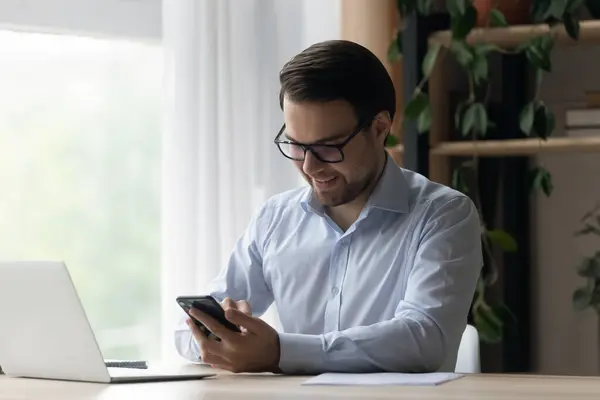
339, 0, 404, 165
532, 43, 600, 376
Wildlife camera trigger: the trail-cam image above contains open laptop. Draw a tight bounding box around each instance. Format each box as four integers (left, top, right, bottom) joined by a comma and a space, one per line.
0, 260, 215, 383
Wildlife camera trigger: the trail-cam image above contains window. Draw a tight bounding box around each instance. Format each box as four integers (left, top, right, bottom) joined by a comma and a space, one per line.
0, 30, 162, 360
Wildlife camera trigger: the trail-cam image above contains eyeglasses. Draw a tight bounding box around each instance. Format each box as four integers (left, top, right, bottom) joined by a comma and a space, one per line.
273, 122, 366, 163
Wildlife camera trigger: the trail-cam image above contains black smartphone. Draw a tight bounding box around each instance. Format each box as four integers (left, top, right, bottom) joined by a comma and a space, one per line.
176, 295, 241, 341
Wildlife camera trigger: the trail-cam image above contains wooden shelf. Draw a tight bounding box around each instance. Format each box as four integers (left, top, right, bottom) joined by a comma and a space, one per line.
429, 20, 600, 49
429, 136, 600, 157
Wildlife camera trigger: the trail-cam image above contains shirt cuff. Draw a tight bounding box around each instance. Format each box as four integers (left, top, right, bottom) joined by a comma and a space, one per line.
277, 332, 324, 374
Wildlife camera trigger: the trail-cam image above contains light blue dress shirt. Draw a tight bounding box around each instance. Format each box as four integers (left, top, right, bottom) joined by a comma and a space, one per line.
174, 156, 483, 374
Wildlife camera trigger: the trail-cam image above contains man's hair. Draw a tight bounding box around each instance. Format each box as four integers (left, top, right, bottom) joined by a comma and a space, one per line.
279, 39, 396, 125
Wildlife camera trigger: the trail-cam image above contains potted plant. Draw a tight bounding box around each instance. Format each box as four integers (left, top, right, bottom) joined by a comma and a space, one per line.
386, 0, 597, 344
572, 202, 600, 365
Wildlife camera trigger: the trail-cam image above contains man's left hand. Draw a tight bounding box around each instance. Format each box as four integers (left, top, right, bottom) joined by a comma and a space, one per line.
187, 308, 281, 373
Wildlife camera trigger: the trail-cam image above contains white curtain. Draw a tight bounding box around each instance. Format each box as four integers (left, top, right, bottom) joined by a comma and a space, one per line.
160, 0, 340, 361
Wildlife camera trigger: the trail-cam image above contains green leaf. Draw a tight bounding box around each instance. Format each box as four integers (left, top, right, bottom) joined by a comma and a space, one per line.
519, 101, 535, 136
473, 103, 488, 136
447, 0, 467, 17
531, 0, 553, 22
525, 36, 554, 72
387, 30, 403, 61
486, 229, 518, 252
535, 68, 544, 87
563, 13, 580, 40
451, 5, 477, 40
416, 0, 434, 15
454, 101, 467, 132
489, 8, 508, 27
529, 166, 554, 197
474, 305, 503, 343
574, 224, 600, 237
525, 45, 552, 72
404, 93, 429, 119
396, 0, 417, 16
452, 166, 469, 194
472, 54, 489, 86
449, 40, 473, 67
573, 286, 593, 311
533, 101, 555, 139
537, 34, 555, 52
416, 102, 432, 133
576, 256, 600, 278
422, 44, 441, 79
461, 103, 476, 136
548, 0, 569, 19
387, 40, 401, 62
385, 134, 399, 147
461, 102, 488, 136
568, 0, 585, 12
565, 0, 584, 13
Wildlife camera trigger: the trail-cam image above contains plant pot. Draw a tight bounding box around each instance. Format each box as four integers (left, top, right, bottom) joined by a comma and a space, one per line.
473, 0, 532, 26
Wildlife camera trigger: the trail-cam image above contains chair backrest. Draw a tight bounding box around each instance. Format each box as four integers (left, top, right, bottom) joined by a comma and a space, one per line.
455, 324, 480, 373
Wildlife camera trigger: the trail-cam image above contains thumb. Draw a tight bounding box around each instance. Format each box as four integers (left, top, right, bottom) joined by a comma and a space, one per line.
225, 308, 263, 332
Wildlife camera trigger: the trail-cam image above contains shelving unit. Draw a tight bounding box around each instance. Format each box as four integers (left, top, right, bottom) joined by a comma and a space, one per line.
426, 20, 600, 186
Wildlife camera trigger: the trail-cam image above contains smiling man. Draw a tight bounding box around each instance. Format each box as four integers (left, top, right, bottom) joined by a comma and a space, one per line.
174, 40, 483, 374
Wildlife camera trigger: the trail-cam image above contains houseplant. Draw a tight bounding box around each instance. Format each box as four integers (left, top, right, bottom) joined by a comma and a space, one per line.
387, 0, 596, 343
573, 202, 600, 313
572, 202, 600, 366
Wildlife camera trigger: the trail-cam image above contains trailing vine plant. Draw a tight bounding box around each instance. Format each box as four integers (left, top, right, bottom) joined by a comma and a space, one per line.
386, 0, 596, 343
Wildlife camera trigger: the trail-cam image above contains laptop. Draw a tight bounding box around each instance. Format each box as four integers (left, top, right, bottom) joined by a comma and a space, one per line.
0, 260, 215, 383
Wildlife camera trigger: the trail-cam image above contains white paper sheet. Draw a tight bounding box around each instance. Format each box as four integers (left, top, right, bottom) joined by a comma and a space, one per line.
302, 372, 464, 386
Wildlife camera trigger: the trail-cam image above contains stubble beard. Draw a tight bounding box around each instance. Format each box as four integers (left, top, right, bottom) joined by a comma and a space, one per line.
310, 169, 377, 207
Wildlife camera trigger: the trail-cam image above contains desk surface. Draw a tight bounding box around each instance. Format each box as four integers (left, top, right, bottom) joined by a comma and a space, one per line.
2, 365, 600, 400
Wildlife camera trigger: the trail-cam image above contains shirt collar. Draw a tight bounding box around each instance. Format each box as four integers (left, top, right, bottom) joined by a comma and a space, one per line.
299, 154, 409, 216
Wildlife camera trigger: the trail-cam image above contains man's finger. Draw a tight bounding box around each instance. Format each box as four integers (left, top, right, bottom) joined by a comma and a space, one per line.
222, 297, 235, 310
225, 308, 263, 333
186, 319, 205, 342
190, 308, 237, 341
236, 300, 251, 315
196, 331, 222, 355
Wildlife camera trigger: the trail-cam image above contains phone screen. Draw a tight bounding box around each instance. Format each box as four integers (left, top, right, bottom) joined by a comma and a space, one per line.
176, 296, 241, 341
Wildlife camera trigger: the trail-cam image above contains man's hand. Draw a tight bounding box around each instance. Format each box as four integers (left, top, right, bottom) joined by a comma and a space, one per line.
221, 297, 251, 316
187, 307, 281, 374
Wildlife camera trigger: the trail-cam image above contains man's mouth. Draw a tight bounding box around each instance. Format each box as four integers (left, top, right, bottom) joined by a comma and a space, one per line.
314, 177, 336, 183
312, 176, 339, 190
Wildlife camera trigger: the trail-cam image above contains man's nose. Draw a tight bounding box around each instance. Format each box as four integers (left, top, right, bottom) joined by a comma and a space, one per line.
302, 150, 324, 176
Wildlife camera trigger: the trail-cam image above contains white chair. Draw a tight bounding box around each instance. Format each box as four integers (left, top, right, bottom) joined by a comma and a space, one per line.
455, 324, 480, 373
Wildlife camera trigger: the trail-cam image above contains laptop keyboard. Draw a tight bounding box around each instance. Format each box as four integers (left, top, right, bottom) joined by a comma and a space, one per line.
104, 360, 148, 369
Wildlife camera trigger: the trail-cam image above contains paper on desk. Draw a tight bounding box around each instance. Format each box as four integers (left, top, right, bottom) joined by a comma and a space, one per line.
302, 372, 464, 386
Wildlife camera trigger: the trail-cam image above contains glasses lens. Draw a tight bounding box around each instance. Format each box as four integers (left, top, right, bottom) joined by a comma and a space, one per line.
310, 145, 343, 162
277, 142, 306, 161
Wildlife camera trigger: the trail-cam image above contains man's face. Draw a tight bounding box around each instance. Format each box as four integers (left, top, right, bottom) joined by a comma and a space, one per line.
281, 98, 386, 207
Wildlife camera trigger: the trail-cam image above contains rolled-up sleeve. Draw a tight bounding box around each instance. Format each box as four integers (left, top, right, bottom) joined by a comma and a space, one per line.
174, 204, 275, 362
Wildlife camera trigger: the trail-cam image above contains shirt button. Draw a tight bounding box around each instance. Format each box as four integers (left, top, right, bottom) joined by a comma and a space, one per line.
331, 287, 339, 296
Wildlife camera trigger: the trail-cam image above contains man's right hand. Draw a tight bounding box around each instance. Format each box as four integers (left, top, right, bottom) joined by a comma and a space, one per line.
221, 297, 252, 316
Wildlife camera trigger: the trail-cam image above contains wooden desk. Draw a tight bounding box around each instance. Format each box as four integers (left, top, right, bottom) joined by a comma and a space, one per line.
1, 366, 600, 399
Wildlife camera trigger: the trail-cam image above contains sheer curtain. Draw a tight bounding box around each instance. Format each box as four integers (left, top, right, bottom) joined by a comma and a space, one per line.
160, 0, 340, 361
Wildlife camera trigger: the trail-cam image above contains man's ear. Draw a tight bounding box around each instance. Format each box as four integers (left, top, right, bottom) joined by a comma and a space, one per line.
372, 111, 392, 142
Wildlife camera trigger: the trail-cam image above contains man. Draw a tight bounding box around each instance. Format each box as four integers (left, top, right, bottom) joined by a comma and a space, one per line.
174, 40, 482, 375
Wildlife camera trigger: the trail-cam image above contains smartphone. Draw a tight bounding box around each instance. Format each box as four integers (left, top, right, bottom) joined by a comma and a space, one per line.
176, 295, 241, 341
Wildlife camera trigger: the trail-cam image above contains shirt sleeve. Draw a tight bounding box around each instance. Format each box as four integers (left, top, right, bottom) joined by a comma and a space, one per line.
174, 204, 275, 362
277, 195, 483, 374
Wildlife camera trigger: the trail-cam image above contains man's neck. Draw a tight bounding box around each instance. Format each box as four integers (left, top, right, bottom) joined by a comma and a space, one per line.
326, 154, 387, 231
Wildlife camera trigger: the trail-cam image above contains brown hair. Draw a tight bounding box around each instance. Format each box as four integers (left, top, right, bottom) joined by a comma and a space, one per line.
279, 40, 396, 125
